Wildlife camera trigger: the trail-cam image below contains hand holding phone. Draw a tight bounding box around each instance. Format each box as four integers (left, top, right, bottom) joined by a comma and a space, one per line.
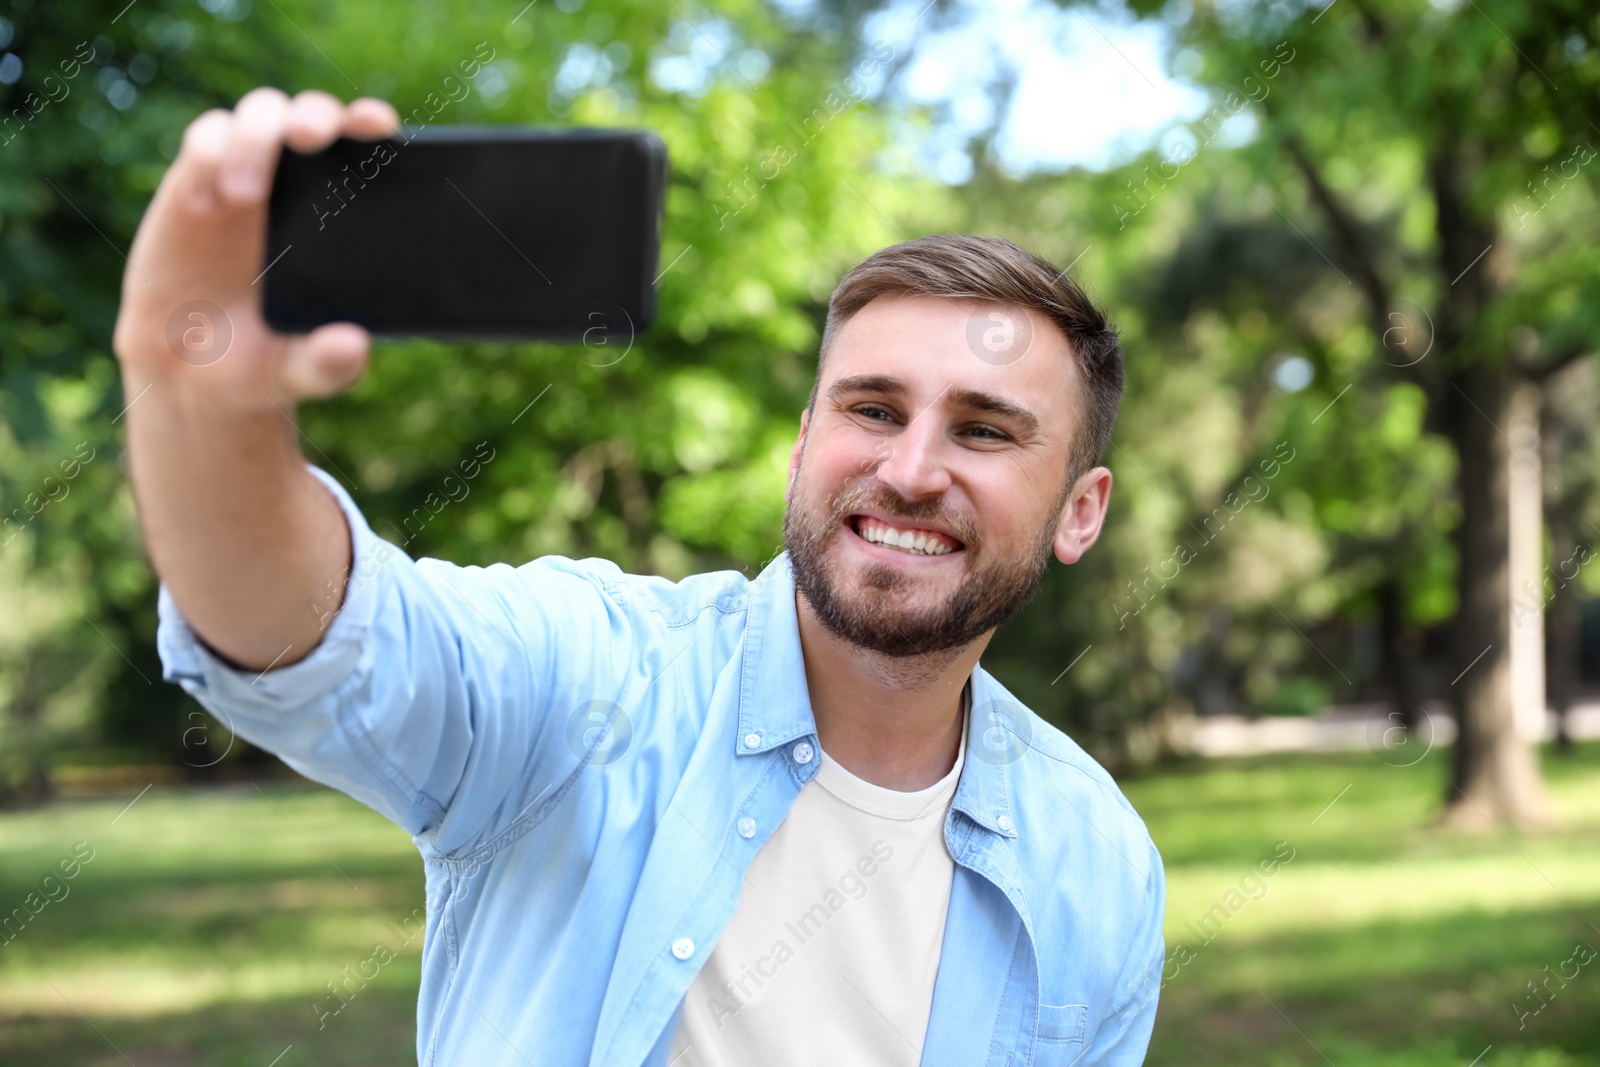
113, 87, 400, 413
110, 88, 408, 675
114, 88, 669, 419
263, 127, 667, 342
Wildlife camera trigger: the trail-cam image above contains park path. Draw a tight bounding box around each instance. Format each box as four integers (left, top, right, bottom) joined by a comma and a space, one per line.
1189, 701, 1600, 757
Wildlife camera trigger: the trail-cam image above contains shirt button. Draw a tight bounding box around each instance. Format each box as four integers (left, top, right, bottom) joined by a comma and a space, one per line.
792, 741, 814, 765
997, 814, 1014, 832
671, 937, 695, 960
737, 817, 757, 839
744, 732, 762, 750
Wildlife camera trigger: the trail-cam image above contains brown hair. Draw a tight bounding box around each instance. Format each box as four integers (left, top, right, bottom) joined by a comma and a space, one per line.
809, 233, 1125, 487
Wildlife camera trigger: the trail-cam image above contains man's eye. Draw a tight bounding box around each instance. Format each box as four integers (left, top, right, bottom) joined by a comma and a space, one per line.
967, 425, 1009, 441
856, 405, 893, 421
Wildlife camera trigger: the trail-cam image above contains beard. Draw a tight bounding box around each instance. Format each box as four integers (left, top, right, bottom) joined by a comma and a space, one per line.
783, 471, 1067, 659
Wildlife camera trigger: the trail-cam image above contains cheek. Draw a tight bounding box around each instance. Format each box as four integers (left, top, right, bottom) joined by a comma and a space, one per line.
789, 457, 847, 517
966, 470, 1037, 536
842, 433, 893, 477
805, 434, 884, 490
983, 517, 1031, 553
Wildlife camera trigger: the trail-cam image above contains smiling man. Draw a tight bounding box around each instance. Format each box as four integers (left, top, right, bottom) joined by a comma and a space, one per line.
118, 89, 1164, 1067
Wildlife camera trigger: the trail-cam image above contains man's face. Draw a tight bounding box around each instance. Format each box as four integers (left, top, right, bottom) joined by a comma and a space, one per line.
783, 293, 1108, 658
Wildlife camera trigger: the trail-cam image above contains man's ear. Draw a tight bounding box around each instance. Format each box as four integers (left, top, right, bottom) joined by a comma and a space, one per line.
787, 407, 811, 498
1053, 466, 1113, 565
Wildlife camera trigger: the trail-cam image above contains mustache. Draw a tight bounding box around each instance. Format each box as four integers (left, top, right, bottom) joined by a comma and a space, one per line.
824, 484, 980, 547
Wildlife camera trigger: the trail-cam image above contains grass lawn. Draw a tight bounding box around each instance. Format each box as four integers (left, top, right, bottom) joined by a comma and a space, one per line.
1126, 743, 1600, 1066
1, 742, 1597, 1065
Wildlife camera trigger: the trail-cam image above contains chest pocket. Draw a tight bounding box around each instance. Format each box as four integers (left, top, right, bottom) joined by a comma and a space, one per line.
1034, 1002, 1089, 1064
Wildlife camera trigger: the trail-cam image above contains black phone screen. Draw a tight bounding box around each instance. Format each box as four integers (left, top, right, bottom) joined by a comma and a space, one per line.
262, 127, 666, 341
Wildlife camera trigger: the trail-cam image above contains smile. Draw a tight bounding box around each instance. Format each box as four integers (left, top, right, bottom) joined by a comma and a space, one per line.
846, 514, 965, 557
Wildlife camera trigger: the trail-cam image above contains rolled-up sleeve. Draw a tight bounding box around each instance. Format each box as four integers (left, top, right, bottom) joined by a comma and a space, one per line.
158, 466, 385, 711
156, 464, 633, 856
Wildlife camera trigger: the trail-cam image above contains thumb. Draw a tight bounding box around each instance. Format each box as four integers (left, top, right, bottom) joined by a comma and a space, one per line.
282, 322, 371, 400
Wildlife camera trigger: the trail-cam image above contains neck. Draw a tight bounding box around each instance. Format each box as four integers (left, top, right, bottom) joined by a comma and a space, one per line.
796, 587, 987, 791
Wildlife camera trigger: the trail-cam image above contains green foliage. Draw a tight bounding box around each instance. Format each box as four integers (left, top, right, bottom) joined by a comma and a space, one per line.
6, 0, 1599, 782
0, 0, 945, 787
0, 0, 261, 796
946, 0, 1600, 765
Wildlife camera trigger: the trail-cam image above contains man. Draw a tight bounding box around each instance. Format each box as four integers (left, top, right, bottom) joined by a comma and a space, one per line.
116, 88, 1165, 1067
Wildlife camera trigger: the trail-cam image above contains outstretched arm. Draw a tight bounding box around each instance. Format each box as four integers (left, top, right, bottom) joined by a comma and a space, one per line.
113, 87, 399, 671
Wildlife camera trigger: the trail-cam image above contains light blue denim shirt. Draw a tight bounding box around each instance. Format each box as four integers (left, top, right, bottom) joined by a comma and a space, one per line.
156, 465, 1165, 1067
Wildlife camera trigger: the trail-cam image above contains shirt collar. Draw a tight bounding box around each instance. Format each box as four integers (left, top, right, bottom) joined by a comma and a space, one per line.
738, 550, 1018, 841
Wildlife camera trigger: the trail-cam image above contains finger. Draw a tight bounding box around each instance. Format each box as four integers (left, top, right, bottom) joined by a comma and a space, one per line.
283, 90, 345, 153
218, 87, 292, 206
170, 108, 233, 216
342, 97, 401, 140
282, 323, 371, 399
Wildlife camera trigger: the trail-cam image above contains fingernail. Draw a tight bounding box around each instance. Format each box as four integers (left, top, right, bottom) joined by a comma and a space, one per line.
222, 167, 264, 200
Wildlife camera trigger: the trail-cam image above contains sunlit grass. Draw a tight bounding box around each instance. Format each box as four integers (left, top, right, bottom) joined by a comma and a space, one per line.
1124, 741, 1600, 1066
0, 782, 423, 1058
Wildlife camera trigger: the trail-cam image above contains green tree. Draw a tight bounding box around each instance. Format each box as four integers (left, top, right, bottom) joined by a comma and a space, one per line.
0, 0, 286, 797
1167, 0, 1600, 826
943, 150, 1457, 770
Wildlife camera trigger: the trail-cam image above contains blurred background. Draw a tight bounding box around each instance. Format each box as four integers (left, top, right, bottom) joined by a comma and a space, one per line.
2, 0, 1599, 1063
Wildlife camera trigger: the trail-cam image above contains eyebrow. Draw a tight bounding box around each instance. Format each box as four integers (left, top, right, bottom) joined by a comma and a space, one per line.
827, 374, 1041, 436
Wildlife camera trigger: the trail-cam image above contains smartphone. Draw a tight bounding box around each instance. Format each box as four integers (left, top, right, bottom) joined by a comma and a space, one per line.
261, 126, 667, 342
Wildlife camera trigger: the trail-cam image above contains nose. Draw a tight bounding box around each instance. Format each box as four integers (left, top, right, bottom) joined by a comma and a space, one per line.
871, 410, 952, 501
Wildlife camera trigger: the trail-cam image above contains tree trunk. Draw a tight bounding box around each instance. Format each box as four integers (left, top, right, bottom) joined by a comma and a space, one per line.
1377, 575, 1419, 731
1542, 369, 1588, 757
1544, 485, 1581, 758
1438, 362, 1554, 828
1506, 380, 1548, 746
8, 656, 55, 805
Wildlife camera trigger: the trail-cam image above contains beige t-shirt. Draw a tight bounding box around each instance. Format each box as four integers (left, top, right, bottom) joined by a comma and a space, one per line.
669, 690, 970, 1066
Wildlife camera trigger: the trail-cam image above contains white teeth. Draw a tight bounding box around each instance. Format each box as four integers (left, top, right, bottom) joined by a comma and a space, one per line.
856, 519, 956, 556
